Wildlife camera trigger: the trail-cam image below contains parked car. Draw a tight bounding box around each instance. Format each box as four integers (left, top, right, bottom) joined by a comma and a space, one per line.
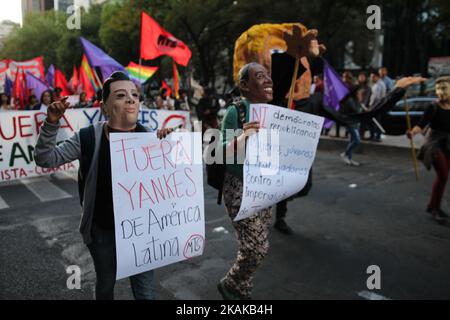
379, 96, 438, 135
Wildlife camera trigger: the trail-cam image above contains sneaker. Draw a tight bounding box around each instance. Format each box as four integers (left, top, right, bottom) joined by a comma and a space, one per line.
350, 160, 360, 166
340, 153, 351, 165
274, 219, 293, 235
438, 210, 449, 218
430, 210, 447, 224
217, 278, 242, 300
427, 207, 449, 218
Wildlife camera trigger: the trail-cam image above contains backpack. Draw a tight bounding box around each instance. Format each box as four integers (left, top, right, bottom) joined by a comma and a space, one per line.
206, 99, 246, 205
78, 125, 95, 206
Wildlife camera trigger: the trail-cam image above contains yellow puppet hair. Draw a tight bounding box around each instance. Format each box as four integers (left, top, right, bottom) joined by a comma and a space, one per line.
233, 23, 308, 84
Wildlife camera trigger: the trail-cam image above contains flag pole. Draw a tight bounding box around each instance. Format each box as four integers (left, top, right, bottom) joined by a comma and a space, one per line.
139, 58, 142, 85
287, 57, 300, 109
404, 95, 420, 181
92, 67, 102, 88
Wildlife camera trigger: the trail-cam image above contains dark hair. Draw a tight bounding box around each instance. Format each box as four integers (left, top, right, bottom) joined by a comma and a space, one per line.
28, 94, 37, 104
160, 87, 167, 97
40, 90, 54, 105
436, 76, 450, 85
102, 71, 133, 102
1, 92, 11, 105
203, 87, 214, 96
238, 62, 260, 82
54, 87, 62, 93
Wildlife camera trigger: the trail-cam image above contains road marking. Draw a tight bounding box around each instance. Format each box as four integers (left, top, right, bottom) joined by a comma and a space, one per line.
51, 171, 78, 181
0, 180, 23, 187
212, 226, 229, 234
0, 195, 10, 210
357, 290, 391, 300
21, 177, 72, 202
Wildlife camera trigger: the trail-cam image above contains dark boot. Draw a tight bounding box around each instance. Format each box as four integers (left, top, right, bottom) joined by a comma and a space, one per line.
274, 219, 293, 235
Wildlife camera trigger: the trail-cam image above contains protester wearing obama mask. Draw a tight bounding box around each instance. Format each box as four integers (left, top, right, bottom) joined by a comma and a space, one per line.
34, 71, 172, 300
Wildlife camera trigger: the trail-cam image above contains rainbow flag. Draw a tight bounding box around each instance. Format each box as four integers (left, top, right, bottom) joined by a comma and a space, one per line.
126, 62, 158, 84
81, 54, 102, 91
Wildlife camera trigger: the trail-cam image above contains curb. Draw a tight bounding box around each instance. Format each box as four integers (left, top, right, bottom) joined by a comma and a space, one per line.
317, 136, 419, 158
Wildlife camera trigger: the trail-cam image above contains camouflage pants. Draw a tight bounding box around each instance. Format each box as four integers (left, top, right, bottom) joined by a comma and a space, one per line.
222, 172, 272, 299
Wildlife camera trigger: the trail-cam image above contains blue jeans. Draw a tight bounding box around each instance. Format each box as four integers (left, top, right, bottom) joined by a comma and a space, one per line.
87, 223, 155, 300
345, 127, 361, 160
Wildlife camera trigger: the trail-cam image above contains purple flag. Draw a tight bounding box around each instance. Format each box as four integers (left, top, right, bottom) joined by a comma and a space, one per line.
4, 75, 13, 97
323, 59, 350, 129
80, 37, 126, 80
26, 72, 50, 101
46, 64, 55, 87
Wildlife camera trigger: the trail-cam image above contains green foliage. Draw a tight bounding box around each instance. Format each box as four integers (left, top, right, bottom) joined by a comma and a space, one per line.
1, 0, 449, 83
0, 11, 66, 65
56, 5, 103, 75
0, 5, 102, 76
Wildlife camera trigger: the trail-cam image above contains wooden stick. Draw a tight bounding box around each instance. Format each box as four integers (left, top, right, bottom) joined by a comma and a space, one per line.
287, 57, 300, 109
404, 95, 420, 181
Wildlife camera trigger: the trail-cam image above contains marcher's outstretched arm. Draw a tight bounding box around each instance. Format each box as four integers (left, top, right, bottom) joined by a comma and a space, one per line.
34, 97, 81, 168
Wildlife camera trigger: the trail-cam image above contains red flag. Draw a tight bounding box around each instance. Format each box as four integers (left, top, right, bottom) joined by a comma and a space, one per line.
13, 68, 26, 110
54, 68, 71, 96
161, 80, 172, 98
79, 62, 95, 101
69, 65, 80, 94
140, 12, 192, 66
173, 62, 180, 99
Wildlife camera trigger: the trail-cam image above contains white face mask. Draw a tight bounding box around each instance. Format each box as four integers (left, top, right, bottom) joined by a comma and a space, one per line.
436, 82, 450, 102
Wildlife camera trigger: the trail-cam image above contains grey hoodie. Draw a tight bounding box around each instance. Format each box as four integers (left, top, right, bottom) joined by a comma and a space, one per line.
34, 120, 150, 245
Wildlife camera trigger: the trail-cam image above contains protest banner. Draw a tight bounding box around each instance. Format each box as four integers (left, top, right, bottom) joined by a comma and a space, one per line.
234, 104, 324, 221
0, 109, 191, 182
109, 132, 204, 279
1, 57, 46, 81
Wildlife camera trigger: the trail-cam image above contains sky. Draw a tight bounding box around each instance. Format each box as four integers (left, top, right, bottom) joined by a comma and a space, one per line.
0, 0, 23, 25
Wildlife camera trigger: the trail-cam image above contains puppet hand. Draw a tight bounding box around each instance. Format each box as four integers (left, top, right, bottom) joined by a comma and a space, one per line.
283, 27, 325, 58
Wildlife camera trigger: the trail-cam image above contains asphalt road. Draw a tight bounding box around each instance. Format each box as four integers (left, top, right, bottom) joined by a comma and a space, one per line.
1, 149, 449, 300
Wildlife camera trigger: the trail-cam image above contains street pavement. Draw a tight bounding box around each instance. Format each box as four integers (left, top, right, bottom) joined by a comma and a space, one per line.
1, 138, 449, 300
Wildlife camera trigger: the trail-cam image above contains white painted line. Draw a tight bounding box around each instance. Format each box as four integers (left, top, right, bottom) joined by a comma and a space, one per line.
357, 290, 391, 300
0, 180, 23, 187
21, 177, 72, 202
212, 226, 229, 234
51, 171, 78, 181
0, 195, 10, 210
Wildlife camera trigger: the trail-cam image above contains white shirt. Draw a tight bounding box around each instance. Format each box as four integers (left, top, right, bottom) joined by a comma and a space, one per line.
39, 104, 49, 112
369, 80, 387, 109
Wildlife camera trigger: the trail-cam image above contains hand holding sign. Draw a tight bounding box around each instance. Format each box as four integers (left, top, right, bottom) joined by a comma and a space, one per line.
241, 121, 260, 137
46, 96, 70, 124
234, 121, 260, 152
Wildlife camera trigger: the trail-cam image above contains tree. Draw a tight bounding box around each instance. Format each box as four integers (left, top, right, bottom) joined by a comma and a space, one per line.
381, 0, 450, 76
0, 11, 66, 66
56, 5, 103, 75
164, 0, 237, 89
0, 6, 104, 77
